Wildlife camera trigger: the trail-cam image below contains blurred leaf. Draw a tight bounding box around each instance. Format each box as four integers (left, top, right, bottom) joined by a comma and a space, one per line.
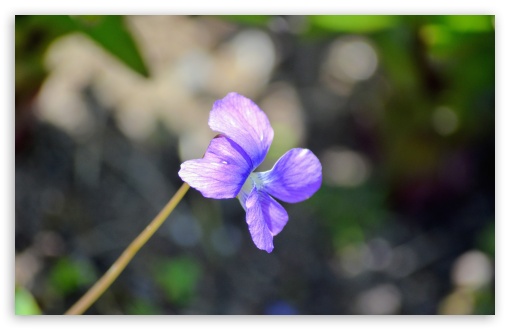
15, 287, 41, 315
219, 15, 271, 26
372, 28, 420, 91
49, 257, 96, 295
15, 15, 76, 104
126, 298, 163, 315
69, 15, 149, 77
15, 15, 149, 109
476, 220, 495, 258
473, 287, 495, 314
309, 15, 399, 33
420, 24, 454, 49
442, 15, 494, 32
154, 256, 201, 306
310, 184, 389, 249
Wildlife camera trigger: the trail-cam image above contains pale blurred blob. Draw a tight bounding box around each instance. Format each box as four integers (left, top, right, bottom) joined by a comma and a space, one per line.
36, 16, 279, 161
432, 106, 458, 136
175, 50, 213, 92
114, 95, 158, 142
259, 83, 305, 166
33, 230, 66, 257
336, 243, 366, 277
321, 37, 378, 94
37, 33, 155, 142
15, 249, 42, 288
355, 284, 401, 314
362, 238, 393, 271
267, 16, 308, 35
178, 129, 216, 164
287, 16, 309, 34
321, 147, 371, 187
336, 238, 419, 280
207, 29, 276, 98
439, 250, 493, 314
168, 213, 202, 248
439, 288, 475, 315
451, 250, 492, 289
37, 36, 96, 140
334, 238, 393, 278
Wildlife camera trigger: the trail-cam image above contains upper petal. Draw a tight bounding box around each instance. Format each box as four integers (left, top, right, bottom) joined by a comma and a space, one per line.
258, 148, 322, 203
239, 186, 289, 253
178, 135, 252, 199
209, 92, 274, 170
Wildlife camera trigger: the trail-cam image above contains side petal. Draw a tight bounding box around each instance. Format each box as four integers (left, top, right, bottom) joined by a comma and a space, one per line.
258, 148, 322, 203
209, 92, 274, 170
178, 135, 252, 199
240, 187, 289, 253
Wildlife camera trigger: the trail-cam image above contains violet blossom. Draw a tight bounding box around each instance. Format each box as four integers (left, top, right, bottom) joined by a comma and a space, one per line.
178, 93, 322, 253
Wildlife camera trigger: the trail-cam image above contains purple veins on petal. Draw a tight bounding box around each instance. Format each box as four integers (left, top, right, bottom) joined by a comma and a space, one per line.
258, 148, 322, 203
241, 186, 289, 253
178, 135, 252, 199
209, 92, 274, 170
179, 92, 323, 253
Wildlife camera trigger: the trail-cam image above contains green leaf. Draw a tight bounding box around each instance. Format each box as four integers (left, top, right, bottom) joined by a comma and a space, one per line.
153, 256, 201, 306
15, 15, 149, 79
310, 184, 388, 249
219, 15, 271, 26
442, 15, 494, 32
15, 287, 42, 315
126, 298, 163, 315
477, 220, 495, 258
309, 15, 399, 33
70, 15, 150, 77
48, 257, 96, 295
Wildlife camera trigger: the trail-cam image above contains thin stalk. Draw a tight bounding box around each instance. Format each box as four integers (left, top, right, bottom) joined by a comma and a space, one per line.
65, 182, 190, 315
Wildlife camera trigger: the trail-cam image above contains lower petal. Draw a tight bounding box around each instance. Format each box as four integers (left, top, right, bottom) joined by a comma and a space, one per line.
241, 187, 289, 253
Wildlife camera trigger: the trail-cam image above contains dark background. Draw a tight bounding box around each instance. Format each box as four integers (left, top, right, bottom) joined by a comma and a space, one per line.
15, 15, 495, 315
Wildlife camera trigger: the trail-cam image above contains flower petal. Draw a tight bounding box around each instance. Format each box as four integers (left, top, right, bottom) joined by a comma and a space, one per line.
209, 92, 274, 170
258, 148, 322, 203
239, 186, 289, 253
178, 135, 252, 199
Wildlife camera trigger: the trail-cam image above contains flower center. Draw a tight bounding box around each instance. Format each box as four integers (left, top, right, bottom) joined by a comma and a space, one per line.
238, 172, 264, 204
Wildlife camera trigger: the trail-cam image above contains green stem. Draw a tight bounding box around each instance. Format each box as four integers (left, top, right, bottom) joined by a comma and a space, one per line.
65, 182, 190, 315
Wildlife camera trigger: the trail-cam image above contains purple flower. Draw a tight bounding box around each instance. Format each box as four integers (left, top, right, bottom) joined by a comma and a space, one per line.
178, 93, 322, 253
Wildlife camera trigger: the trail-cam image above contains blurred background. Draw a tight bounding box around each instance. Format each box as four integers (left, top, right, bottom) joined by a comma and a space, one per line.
15, 15, 495, 315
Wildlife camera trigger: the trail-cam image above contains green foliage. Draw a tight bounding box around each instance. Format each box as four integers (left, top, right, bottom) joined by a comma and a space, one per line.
125, 298, 163, 315
48, 257, 96, 295
441, 15, 494, 32
68, 15, 149, 77
153, 256, 202, 307
309, 15, 400, 33
311, 184, 389, 250
15, 15, 149, 97
473, 287, 495, 314
15, 287, 41, 315
219, 15, 271, 26
477, 220, 495, 258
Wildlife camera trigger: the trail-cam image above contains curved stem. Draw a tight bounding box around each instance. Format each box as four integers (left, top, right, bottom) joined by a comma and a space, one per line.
65, 182, 190, 315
